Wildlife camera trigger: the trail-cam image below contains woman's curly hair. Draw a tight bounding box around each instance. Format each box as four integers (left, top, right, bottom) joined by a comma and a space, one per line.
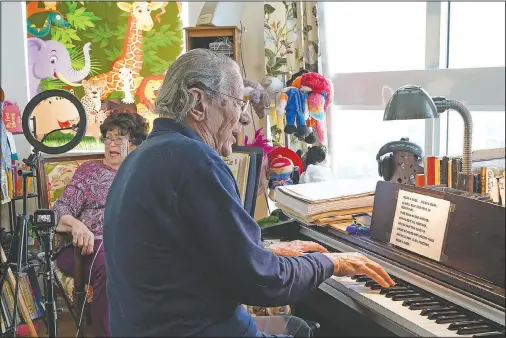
100, 112, 149, 146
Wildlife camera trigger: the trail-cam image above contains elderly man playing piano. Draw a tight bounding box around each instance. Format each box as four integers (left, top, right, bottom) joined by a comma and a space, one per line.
103, 49, 395, 338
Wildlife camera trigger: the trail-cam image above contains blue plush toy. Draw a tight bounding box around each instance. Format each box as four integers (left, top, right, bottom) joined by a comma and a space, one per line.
277, 87, 310, 137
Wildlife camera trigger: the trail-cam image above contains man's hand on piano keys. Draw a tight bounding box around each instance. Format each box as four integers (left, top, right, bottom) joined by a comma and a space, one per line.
323, 252, 396, 288
269, 240, 329, 257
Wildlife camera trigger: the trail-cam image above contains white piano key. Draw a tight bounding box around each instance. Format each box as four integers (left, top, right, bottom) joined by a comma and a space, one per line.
331, 276, 492, 337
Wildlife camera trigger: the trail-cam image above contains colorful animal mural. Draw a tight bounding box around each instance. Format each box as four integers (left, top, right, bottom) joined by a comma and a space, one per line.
26, 1, 183, 151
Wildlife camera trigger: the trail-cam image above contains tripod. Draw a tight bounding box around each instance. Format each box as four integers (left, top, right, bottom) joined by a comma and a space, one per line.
0, 149, 58, 337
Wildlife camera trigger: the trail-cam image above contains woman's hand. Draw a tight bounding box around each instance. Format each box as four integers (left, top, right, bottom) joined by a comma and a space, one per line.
323, 252, 395, 288
71, 221, 94, 256
269, 240, 329, 257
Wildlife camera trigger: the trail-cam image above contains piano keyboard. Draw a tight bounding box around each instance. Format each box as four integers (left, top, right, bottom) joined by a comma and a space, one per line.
331, 275, 505, 337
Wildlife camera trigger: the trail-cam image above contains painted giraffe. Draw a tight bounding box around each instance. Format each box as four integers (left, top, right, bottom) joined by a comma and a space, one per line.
88, 2, 164, 100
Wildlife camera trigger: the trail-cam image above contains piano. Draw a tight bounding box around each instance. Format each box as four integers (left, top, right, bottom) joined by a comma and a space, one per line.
262, 181, 505, 337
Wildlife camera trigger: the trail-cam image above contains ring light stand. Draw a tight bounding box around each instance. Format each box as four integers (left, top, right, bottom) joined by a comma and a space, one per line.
0, 90, 87, 338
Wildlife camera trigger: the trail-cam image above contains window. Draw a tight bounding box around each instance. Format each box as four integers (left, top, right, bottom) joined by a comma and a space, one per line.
439, 110, 506, 156
321, 2, 427, 74
448, 2, 505, 68
330, 110, 426, 191
321, 2, 505, 189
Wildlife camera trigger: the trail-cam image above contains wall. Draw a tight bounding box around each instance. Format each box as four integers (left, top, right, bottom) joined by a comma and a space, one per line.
188, 2, 267, 138
1, 2, 37, 230
188, 2, 270, 219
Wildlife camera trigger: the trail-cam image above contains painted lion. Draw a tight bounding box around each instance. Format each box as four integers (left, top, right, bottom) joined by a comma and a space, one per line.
136, 75, 164, 129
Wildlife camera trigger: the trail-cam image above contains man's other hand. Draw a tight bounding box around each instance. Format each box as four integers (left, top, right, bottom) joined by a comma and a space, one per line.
269, 240, 329, 257
324, 252, 395, 288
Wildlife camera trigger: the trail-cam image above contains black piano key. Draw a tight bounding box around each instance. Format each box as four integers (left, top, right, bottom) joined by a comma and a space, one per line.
385, 290, 416, 298
435, 315, 469, 324
472, 332, 506, 337
457, 326, 496, 335
449, 320, 486, 330
420, 307, 454, 316
369, 284, 383, 290
365, 280, 379, 287
351, 275, 364, 280
427, 310, 460, 320
355, 276, 370, 282
409, 302, 444, 310
380, 286, 409, 294
402, 298, 434, 306
391, 294, 424, 301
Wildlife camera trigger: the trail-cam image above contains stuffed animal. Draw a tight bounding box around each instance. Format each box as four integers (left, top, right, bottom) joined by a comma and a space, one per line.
287, 69, 309, 87
290, 72, 333, 144
268, 155, 294, 200
261, 77, 285, 143
243, 78, 270, 119
277, 87, 310, 138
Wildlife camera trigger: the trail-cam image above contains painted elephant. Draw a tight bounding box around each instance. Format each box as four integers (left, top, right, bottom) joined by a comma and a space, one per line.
27, 38, 92, 97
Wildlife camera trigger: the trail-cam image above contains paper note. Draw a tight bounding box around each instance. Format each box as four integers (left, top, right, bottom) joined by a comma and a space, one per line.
390, 189, 451, 261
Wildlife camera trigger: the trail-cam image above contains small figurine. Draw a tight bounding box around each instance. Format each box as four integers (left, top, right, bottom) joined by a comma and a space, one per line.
299, 146, 334, 184
268, 155, 294, 200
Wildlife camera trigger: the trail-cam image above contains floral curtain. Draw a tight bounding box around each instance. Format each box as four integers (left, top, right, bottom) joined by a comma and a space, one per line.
264, 1, 319, 77
264, 1, 321, 151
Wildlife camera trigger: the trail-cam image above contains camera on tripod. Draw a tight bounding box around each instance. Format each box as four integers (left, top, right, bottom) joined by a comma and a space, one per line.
33, 210, 57, 230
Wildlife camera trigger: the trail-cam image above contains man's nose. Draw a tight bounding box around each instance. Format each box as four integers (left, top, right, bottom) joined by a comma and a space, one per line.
240, 111, 251, 126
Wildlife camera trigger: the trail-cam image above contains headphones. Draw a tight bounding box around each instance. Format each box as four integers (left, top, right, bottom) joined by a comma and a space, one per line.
376, 138, 423, 181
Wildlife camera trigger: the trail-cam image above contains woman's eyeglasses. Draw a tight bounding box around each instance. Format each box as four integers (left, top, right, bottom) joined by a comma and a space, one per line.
104, 136, 128, 146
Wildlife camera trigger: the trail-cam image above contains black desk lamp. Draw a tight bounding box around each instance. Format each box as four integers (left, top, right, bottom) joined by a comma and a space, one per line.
384, 85, 474, 192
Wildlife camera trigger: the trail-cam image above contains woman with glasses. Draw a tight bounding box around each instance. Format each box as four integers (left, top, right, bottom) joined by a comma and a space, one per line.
52, 110, 148, 337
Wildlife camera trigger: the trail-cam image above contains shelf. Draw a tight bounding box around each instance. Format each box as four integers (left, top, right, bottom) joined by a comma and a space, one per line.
184, 26, 241, 63
9, 193, 38, 201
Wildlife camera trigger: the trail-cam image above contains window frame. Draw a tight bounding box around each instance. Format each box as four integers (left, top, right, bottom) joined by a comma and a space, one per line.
320, 2, 506, 160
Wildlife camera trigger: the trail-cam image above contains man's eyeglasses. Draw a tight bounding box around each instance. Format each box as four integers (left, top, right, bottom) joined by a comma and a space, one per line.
210, 90, 250, 113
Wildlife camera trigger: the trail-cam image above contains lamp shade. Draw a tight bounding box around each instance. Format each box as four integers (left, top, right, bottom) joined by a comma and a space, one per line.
383, 85, 439, 121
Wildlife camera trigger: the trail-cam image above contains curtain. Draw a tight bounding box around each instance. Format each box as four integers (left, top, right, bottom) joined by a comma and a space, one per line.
264, 2, 322, 151
264, 2, 319, 76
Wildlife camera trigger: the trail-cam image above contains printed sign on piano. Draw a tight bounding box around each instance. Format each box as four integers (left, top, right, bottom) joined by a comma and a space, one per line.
389, 189, 451, 261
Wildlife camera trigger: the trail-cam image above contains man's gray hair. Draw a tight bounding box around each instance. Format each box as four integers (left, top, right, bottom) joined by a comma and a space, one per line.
154, 49, 240, 122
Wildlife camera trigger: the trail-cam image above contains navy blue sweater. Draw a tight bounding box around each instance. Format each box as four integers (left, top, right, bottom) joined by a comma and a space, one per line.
103, 118, 334, 337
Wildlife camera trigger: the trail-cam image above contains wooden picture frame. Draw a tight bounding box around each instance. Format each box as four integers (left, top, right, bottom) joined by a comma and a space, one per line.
37, 153, 104, 209
36, 152, 103, 337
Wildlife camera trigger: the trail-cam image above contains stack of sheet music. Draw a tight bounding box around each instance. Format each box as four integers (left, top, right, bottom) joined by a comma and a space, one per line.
274, 181, 375, 231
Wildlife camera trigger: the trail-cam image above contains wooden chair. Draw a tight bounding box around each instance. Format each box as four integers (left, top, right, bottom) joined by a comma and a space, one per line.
37, 153, 104, 337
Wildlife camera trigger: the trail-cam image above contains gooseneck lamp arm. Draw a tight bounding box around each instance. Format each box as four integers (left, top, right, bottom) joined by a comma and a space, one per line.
432, 97, 473, 175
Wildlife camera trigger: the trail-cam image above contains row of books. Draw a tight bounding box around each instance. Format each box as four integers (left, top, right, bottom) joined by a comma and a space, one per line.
1, 246, 44, 336
1, 163, 34, 203
419, 156, 505, 207
1, 266, 44, 333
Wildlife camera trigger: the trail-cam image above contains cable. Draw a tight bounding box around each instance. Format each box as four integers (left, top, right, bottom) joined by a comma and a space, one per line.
239, 21, 247, 79
75, 239, 103, 337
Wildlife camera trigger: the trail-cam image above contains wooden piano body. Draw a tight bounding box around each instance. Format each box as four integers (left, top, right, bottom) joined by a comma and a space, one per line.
263, 181, 505, 337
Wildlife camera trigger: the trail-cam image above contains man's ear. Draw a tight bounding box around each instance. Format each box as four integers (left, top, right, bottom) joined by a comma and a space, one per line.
187, 87, 206, 122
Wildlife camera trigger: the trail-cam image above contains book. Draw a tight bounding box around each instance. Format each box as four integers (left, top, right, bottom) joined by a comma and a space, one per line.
222, 152, 250, 205
440, 156, 449, 187
499, 173, 505, 207
274, 181, 374, 217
